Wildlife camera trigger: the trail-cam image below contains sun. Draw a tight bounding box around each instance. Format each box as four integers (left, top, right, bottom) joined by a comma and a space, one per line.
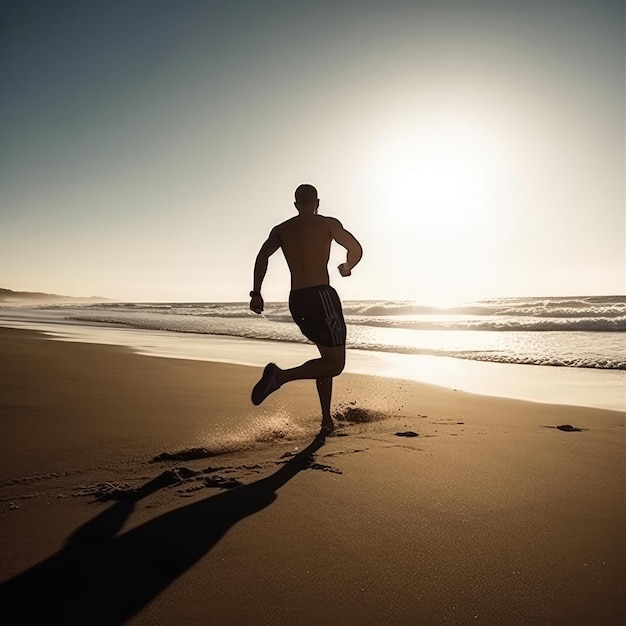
380, 118, 502, 229
359, 114, 511, 303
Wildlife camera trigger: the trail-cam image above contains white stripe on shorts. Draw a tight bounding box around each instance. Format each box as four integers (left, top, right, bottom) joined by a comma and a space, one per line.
320, 289, 342, 346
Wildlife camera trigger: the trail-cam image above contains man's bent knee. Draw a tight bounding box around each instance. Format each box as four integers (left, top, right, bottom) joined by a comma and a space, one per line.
334, 353, 345, 375
327, 359, 344, 377
318, 345, 345, 377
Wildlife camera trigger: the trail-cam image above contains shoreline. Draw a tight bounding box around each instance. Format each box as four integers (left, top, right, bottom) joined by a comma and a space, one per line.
0, 316, 623, 412
0, 326, 624, 624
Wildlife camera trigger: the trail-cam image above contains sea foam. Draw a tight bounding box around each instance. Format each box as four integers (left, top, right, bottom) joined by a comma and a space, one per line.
6, 295, 626, 370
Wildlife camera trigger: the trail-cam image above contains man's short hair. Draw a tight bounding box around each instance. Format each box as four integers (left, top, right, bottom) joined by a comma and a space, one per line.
295, 184, 318, 204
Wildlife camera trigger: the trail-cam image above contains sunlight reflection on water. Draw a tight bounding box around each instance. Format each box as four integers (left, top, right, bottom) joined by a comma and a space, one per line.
1, 317, 623, 412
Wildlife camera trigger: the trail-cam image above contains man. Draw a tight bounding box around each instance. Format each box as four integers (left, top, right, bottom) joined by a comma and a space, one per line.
249, 184, 363, 435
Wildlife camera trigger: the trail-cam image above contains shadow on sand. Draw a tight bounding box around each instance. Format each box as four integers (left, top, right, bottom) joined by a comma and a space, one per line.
0, 436, 326, 625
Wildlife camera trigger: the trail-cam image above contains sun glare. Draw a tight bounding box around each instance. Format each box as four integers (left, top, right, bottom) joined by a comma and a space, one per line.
361, 115, 510, 303
382, 119, 502, 225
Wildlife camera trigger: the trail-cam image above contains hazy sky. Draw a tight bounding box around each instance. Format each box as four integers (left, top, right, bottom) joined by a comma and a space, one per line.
1, 0, 623, 303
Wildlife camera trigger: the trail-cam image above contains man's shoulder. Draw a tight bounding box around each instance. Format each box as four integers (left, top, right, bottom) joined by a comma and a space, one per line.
272, 217, 298, 232
316, 214, 340, 225
318, 214, 342, 230
275, 215, 337, 226
273, 214, 340, 234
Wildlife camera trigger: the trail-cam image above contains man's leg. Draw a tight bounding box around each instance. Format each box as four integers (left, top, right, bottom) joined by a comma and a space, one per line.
314, 345, 345, 433
316, 377, 333, 430
252, 344, 345, 407
276, 344, 345, 386
281, 344, 344, 433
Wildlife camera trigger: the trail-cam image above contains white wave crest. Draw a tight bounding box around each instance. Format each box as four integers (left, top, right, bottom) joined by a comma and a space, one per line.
345, 316, 626, 332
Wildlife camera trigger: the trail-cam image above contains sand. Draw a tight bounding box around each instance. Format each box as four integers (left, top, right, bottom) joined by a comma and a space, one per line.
0, 327, 624, 625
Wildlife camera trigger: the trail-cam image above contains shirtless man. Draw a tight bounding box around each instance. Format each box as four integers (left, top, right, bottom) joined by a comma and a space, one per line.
249, 184, 363, 434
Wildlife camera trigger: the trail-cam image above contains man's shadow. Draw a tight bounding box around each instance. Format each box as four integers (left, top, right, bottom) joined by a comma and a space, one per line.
0, 436, 326, 625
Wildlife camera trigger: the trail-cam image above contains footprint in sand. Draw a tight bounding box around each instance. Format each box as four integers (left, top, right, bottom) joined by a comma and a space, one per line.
544, 424, 586, 432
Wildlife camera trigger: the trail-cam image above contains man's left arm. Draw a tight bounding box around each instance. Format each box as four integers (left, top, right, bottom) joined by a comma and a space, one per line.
329, 218, 363, 277
250, 227, 281, 314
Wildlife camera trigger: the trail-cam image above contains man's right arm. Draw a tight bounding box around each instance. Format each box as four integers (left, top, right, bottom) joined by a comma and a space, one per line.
329, 218, 363, 276
251, 227, 281, 313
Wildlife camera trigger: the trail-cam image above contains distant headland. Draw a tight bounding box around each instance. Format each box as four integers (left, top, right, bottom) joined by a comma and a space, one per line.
0, 288, 111, 304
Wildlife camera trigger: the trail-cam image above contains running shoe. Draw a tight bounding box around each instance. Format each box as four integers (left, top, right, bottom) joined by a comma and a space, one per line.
251, 363, 281, 405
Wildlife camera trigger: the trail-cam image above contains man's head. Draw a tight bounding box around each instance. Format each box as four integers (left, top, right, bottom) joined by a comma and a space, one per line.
294, 184, 319, 214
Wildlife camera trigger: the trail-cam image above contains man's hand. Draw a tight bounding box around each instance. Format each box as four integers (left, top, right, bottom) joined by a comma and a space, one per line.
250, 294, 264, 314
338, 263, 352, 277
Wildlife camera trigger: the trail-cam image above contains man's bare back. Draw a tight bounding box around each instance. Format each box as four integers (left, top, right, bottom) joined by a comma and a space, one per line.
266, 214, 360, 290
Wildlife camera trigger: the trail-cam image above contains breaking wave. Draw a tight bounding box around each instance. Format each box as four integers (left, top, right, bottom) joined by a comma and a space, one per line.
20, 294, 625, 371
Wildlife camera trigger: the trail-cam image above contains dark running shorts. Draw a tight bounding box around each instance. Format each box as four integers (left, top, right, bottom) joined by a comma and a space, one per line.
289, 285, 347, 347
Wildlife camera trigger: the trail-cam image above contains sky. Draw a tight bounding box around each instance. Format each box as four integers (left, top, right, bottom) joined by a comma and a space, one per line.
0, 0, 623, 303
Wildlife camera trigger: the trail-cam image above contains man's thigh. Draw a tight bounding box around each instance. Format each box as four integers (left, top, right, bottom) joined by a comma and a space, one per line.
317, 343, 345, 370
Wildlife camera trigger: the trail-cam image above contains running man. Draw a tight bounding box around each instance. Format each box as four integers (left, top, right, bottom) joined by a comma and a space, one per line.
249, 184, 363, 435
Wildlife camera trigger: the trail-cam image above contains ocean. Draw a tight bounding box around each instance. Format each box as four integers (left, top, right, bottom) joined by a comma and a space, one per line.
49, 294, 626, 369
1, 294, 624, 411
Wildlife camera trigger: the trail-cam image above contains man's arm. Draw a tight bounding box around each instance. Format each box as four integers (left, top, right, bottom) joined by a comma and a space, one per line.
250, 227, 281, 313
329, 218, 363, 277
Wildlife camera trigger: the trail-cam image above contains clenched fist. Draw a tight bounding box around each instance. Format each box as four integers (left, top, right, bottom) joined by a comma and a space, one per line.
338, 263, 352, 277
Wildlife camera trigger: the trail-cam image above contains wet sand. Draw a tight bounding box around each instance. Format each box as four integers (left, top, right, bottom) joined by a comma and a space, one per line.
0, 327, 624, 625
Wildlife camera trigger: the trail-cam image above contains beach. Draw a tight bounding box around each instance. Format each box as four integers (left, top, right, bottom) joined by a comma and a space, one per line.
0, 326, 624, 625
